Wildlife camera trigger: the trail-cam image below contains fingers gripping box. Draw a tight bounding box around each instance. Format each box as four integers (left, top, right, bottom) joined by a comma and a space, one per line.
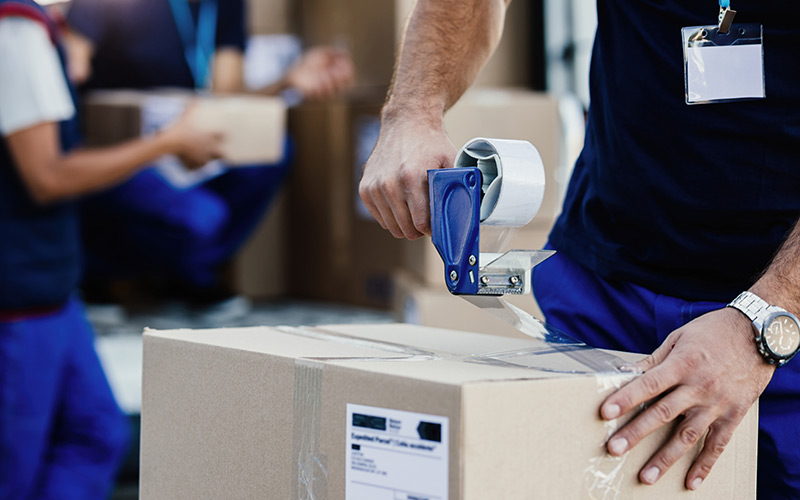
140, 324, 757, 499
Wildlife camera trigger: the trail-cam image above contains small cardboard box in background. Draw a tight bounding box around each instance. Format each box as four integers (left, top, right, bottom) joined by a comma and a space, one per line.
83, 90, 287, 166
229, 193, 288, 299
141, 323, 758, 499
286, 90, 399, 308
248, 0, 292, 35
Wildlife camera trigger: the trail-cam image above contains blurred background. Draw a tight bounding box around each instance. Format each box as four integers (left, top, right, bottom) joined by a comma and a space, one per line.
11, 0, 600, 497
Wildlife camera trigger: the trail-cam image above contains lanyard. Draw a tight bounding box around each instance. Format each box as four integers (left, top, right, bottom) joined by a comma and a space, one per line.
168, 0, 218, 89
719, 0, 730, 8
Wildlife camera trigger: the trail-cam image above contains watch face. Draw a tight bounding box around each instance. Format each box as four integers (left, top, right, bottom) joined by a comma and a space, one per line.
764, 313, 800, 358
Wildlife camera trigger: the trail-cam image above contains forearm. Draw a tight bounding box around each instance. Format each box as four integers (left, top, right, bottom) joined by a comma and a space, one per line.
750, 219, 800, 313
8, 122, 178, 203
51, 134, 177, 199
384, 0, 510, 124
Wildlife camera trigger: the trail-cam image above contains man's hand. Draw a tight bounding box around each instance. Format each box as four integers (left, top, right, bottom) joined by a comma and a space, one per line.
600, 307, 773, 490
163, 103, 225, 169
285, 47, 354, 100
359, 117, 457, 239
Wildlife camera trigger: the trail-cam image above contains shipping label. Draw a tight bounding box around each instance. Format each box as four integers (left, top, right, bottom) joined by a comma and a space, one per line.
345, 404, 449, 500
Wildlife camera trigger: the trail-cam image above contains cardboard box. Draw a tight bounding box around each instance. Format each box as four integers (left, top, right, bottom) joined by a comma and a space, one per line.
248, 0, 292, 35
298, 0, 532, 88
392, 270, 544, 337
229, 193, 288, 299
83, 90, 287, 165
286, 90, 401, 308
141, 323, 757, 499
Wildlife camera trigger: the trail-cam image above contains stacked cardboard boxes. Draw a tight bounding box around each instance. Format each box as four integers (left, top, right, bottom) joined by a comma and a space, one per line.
140, 323, 758, 499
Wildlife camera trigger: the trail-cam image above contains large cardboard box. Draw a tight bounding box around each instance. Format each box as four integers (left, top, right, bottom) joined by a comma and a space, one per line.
83, 90, 287, 166
141, 323, 757, 499
297, 0, 532, 88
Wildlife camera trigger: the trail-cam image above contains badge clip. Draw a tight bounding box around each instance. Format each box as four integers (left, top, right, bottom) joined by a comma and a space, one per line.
718, 7, 737, 34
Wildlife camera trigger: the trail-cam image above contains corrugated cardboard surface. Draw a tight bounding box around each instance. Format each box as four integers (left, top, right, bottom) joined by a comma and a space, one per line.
82, 90, 287, 165
141, 324, 757, 499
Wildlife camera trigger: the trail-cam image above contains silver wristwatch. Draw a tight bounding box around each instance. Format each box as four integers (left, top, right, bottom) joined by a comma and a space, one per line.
728, 291, 800, 367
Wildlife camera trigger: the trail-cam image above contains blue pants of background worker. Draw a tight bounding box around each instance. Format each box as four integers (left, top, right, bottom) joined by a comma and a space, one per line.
533, 243, 800, 500
80, 140, 292, 294
0, 298, 129, 500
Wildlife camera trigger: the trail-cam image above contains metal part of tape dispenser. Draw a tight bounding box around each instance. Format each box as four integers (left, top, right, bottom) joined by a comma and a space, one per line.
428, 138, 555, 296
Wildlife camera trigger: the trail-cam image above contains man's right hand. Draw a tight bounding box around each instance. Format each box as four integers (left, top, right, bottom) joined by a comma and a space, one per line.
359, 116, 457, 240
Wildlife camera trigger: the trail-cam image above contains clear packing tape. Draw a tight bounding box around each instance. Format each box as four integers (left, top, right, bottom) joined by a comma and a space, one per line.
281, 299, 641, 499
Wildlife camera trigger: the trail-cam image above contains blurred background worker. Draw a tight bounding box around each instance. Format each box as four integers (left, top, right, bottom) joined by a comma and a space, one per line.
65, 0, 354, 317
0, 0, 224, 496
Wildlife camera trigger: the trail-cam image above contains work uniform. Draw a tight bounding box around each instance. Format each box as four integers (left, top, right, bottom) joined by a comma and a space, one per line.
533, 2, 800, 498
67, 0, 291, 290
0, 1, 128, 497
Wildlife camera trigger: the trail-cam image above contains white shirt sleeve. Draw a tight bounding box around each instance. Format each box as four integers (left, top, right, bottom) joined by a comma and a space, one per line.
0, 17, 75, 137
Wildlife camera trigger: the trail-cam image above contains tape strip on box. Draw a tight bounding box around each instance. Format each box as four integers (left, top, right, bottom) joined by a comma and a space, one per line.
293, 359, 328, 499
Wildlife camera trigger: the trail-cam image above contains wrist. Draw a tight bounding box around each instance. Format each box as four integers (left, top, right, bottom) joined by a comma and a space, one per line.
382, 97, 445, 129
728, 291, 800, 368
750, 277, 800, 318
155, 127, 182, 155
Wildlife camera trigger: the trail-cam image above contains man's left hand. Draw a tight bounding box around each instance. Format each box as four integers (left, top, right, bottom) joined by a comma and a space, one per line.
600, 307, 774, 490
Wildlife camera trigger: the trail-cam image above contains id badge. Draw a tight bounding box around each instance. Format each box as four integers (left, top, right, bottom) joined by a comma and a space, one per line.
682, 23, 765, 105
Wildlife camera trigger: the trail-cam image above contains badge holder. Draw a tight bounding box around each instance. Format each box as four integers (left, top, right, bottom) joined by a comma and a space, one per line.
682, 4, 765, 105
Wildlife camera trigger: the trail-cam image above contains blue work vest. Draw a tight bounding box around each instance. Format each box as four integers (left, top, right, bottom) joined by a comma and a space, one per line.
0, 0, 82, 309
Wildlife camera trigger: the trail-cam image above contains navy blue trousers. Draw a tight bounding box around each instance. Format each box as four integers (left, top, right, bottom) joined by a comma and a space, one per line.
81, 142, 292, 288
0, 298, 129, 500
532, 245, 800, 499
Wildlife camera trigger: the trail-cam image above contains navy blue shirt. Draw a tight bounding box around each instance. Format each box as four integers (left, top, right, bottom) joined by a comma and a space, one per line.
549, 1, 800, 302
67, 0, 246, 89
0, 0, 83, 309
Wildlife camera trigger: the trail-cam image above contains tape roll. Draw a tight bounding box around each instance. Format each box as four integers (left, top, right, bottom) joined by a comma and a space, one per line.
454, 138, 546, 227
